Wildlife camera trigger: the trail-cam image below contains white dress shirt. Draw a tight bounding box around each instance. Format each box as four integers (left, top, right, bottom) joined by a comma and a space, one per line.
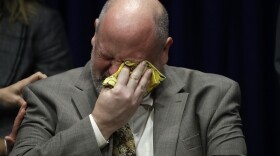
89, 94, 154, 156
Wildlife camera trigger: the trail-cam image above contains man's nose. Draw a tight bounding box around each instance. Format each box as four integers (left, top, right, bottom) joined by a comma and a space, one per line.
109, 61, 122, 75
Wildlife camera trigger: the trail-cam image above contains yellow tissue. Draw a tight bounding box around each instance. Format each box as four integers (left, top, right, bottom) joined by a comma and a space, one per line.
102, 61, 166, 94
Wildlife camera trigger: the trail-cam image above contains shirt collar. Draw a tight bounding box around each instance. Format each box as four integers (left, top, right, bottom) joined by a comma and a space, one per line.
142, 93, 153, 107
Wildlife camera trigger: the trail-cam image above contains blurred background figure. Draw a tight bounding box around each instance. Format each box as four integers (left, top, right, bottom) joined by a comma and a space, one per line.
0, 72, 47, 156
0, 0, 73, 137
275, 5, 280, 84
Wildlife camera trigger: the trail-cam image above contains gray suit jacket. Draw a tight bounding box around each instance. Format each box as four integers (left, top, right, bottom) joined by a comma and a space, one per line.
11, 62, 247, 156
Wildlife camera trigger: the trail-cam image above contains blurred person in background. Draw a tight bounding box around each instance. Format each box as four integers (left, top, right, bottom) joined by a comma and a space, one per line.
275, 5, 280, 84
0, 0, 73, 138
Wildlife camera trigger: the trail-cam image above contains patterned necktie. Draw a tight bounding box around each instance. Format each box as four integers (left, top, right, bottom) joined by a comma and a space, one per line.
112, 124, 136, 156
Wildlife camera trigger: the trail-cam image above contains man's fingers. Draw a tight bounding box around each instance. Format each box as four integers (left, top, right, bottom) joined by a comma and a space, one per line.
127, 61, 147, 90
134, 69, 152, 98
115, 66, 130, 86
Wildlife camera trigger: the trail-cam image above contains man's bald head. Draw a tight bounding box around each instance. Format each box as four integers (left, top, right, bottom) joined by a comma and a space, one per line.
90, 0, 173, 87
96, 0, 169, 50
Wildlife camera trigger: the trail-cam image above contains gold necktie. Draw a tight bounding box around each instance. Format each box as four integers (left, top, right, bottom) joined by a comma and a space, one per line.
112, 124, 136, 156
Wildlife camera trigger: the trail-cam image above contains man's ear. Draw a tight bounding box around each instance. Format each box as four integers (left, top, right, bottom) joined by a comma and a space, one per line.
161, 37, 173, 65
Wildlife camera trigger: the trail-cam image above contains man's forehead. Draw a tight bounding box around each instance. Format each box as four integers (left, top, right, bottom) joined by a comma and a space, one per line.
97, 16, 156, 52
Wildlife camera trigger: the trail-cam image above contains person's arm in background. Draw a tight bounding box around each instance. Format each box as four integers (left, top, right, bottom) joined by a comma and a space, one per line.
32, 5, 73, 76
1, 104, 27, 156
0, 139, 5, 156
0, 72, 47, 108
0, 72, 47, 156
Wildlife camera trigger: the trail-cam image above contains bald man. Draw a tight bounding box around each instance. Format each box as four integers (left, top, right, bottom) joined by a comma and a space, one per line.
10, 0, 247, 155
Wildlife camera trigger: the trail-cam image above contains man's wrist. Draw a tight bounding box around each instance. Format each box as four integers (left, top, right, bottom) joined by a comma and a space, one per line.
89, 114, 109, 148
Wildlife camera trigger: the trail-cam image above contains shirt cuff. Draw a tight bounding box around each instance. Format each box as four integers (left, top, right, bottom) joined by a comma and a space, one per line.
89, 115, 109, 148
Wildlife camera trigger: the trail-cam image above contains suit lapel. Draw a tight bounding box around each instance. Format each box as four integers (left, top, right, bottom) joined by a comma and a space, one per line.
71, 62, 98, 118
71, 62, 111, 155
72, 87, 97, 118
153, 66, 189, 156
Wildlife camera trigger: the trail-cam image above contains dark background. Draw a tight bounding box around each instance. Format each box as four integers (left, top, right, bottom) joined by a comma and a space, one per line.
44, 0, 280, 155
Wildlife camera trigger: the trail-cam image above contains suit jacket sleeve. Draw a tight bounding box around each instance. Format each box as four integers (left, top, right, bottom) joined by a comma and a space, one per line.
10, 86, 102, 156
32, 7, 73, 76
206, 81, 247, 155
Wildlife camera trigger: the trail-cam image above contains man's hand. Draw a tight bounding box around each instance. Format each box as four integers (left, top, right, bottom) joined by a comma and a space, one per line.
92, 61, 152, 139
0, 72, 47, 108
4, 103, 27, 155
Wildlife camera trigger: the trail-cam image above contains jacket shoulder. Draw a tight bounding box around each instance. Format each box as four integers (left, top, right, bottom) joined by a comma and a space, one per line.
164, 65, 239, 92
26, 67, 83, 94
